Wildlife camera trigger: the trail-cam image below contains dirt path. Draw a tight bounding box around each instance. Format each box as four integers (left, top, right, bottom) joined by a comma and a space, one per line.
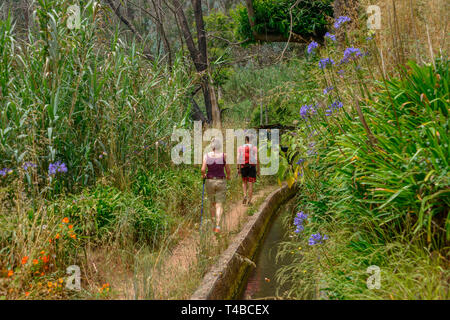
149, 185, 277, 299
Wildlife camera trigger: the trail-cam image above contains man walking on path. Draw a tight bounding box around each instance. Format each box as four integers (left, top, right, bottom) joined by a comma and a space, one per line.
237, 136, 260, 205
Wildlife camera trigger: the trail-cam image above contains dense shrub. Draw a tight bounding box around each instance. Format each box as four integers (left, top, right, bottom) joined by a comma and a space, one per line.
233, 0, 333, 43
57, 185, 171, 246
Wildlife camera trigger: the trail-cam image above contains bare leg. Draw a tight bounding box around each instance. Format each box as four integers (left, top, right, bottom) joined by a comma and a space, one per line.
248, 182, 254, 204
210, 202, 216, 225
242, 180, 248, 202
215, 202, 223, 229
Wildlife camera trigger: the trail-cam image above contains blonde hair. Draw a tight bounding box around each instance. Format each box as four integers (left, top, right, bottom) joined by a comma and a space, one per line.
211, 137, 222, 151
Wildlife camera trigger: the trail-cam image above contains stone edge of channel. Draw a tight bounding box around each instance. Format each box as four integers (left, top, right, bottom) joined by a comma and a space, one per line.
190, 183, 298, 300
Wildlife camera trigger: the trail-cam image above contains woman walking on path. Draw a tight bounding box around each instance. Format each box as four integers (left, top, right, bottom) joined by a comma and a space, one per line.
201, 138, 231, 233
237, 136, 260, 206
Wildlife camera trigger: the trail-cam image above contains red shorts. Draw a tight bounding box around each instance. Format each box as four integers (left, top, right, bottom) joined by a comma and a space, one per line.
242, 177, 256, 183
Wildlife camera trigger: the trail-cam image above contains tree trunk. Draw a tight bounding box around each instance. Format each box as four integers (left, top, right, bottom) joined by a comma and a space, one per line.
172, 0, 221, 127
151, 0, 173, 65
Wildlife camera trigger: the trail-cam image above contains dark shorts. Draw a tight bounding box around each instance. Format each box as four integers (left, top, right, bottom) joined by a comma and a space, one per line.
241, 164, 256, 183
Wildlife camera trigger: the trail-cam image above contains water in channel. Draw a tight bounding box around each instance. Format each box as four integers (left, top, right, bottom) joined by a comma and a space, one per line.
239, 199, 295, 300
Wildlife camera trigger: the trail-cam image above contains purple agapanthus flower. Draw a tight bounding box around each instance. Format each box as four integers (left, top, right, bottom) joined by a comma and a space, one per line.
340, 47, 363, 64
334, 16, 351, 29
308, 232, 329, 245
307, 41, 319, 54
23, 162, 37, 171
294, 211, 308, 233
48, 161, 68, 176
0, 168, 12, 177
300, 104, 317, 120
323, 86, 334, 94
326, 100, 343, 116
319, 57, 335, 69
294, 225, 304, 234
296, 158, 305, 165
324, 32, 336, 41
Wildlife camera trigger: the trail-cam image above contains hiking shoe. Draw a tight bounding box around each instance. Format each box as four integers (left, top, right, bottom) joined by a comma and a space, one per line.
242, 196, 248, 205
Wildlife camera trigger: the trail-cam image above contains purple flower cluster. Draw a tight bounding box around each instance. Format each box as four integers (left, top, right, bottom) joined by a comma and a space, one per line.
319, 58, 335, 70
294, 211, 308, 234
324, 32, 336, 41
0, 168, 13, 177
300, 104, 317, 120
334, 16, 351, 29
340, 47, 363, 64
23, 162, 37, 171
307, 142, 318, 156
308, 232, 329, 246
323, 86, 334, 94
326, 100, 343, 116
307, 41, 319, 54
48, 161, 68, 176
296, 158, 305, 165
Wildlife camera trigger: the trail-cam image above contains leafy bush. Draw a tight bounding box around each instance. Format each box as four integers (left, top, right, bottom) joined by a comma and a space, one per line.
233, 0, 333, 43
58, 185, 171, 246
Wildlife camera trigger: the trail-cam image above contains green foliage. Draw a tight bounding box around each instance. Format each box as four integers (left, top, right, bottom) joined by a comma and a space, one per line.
204, 10, 236, 87
57, 184, 171, 246
233, 0, 334, 43
0, 0, 192, 191
132, 165, 202, 217
223, 59, 318, 125
282, 58, 449, 241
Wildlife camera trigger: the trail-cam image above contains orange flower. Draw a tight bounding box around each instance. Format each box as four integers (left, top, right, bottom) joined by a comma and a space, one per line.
40, 250, 45, 255
55, 233, 60, 239
47, 282, 53, 288
42, 255, 50, 263
32, 259, 39, 265
25, 292, 30, 297
68, 225, 73, 229
48, 239, 52, 244
58, 278, 64, 284
62, 217, 69, 224
21, 256, 29, 265
40, 272, 44, 276
69, 234, 76, 239
7, 270, 13, 277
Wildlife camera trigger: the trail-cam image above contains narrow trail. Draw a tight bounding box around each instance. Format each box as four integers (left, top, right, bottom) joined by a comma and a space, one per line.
149, 185, 277, 299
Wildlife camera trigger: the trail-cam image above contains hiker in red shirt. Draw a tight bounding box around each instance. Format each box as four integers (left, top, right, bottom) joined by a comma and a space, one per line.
237, 136, 260, 205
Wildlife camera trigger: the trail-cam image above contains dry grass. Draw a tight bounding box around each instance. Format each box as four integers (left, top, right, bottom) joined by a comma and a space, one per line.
360, 0, 449, 72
